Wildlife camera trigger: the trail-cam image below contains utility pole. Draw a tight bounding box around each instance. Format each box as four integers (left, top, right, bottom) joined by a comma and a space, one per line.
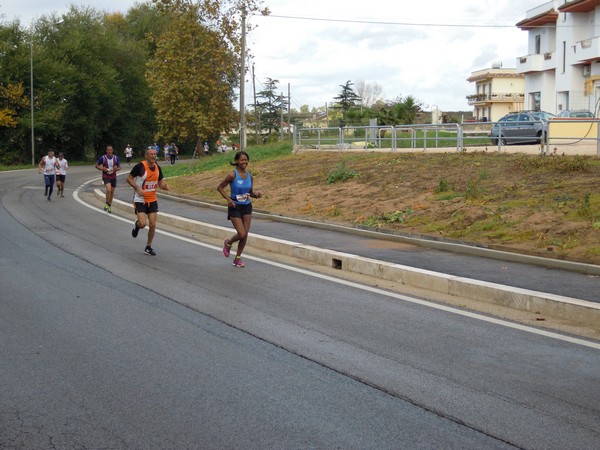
287, 83, 291, 136
252, 64, 259, 145
239, 8, 247, 152
280, 92, 284, 141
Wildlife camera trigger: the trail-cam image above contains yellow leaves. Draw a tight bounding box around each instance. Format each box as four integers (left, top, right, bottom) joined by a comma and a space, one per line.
0, 111, 17, 128
0, 82, 29, 128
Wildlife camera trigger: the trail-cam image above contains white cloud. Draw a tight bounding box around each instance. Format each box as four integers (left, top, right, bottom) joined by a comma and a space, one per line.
1, 0, 544, 111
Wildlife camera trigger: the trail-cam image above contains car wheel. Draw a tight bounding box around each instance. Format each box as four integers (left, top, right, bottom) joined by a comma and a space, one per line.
491, 138, 498, 145
536, 131, 546, 144
499, 136, 508, 146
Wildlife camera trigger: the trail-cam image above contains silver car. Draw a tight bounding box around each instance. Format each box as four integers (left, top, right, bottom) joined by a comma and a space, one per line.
490, 111, 556, 145
557, 109, 594, 118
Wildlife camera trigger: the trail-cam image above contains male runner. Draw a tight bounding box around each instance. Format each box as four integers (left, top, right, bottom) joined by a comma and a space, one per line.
127, 146, 169, 256
95, 145, 121, 213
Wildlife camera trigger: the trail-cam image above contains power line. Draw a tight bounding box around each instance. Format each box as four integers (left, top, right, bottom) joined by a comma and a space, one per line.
255, 13, 520, 29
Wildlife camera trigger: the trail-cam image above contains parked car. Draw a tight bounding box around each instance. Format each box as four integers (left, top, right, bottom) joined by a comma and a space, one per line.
557, 109, 594, 118
490, 111, 556, 145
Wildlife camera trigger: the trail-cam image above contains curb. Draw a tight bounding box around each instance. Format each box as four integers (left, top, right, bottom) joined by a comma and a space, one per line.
94, 189, 600, 329
153, 192, 600, 277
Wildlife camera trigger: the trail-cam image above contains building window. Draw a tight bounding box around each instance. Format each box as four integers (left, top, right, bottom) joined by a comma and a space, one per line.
557, 91, 569, 111
530, 92, 541, 111
535, 35, 541, 54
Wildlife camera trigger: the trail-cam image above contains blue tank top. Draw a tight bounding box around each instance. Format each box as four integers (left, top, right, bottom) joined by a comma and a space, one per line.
230, 169, 252, 205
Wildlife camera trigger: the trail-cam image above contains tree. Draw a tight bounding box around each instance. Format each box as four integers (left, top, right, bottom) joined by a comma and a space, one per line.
0, 20, 32, 163
371, 95, 423, 126
22, 6, 154, 160
332, 80, 361, 126
0, 0, 271, 164
0, 82, 28, 128
355, 80, 383, 109
254, 77, 286, 135
147, 0, 269, 153
393, 95, 422, 125
104, 8, 167, 154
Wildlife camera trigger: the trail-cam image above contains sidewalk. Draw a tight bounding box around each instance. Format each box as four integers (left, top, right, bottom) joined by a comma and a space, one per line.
102, 185, 600, 329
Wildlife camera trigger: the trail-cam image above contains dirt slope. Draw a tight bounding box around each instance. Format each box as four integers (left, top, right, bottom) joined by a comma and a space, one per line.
169, 151, 600, 266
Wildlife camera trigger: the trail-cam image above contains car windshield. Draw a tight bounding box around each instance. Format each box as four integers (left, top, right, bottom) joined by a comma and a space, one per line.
530, 112, 555, 121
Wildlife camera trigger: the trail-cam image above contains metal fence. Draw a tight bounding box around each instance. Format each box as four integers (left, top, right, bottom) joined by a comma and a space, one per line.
293, 119, 600, 155
294, 123, 467, 151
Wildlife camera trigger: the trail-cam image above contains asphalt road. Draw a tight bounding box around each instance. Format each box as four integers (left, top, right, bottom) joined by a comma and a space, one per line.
111, 163, 600, 303
1, 166, 599, 449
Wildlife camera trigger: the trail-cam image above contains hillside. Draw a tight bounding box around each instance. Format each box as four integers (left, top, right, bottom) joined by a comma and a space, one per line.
168, 150, 600, 266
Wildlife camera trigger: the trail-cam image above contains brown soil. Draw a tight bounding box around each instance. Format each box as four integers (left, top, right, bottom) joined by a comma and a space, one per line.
169, 151, 600, 266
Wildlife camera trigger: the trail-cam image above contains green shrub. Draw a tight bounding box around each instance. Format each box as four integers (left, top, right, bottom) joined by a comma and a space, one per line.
327, 162, 358, 183
436, 179, 449, 193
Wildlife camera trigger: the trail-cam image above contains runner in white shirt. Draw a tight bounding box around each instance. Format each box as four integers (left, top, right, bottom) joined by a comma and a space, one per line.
38, 149, 58, 201
124, 144, 133, 167
55, 152, 69, 198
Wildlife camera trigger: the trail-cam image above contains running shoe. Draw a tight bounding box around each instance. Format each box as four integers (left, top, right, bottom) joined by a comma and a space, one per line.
232, 257, 245, 268
107, 205, 112, 214
104, 203, 109, 212
132, 221, 140, 238
144, 246, 156, 256
223, 239, 232, 257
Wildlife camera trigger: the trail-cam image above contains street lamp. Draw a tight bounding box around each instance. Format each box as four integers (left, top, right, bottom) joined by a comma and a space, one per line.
30, 38, 34, 166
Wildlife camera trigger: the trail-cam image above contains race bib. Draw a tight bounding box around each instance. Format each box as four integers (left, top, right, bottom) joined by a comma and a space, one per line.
144, 181, 157, 192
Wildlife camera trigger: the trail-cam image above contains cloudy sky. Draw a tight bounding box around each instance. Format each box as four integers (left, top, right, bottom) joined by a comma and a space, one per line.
2, 0, 544, 111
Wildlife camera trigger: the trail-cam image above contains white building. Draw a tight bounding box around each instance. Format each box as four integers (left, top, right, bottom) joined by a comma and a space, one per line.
516, 0, 600, 115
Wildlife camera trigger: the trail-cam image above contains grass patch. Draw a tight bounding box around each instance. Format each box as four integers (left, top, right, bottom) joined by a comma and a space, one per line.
435, 179, 449, 193
327, 161, 358, 183
435, 192, 463, 201
162, 142, 293, 178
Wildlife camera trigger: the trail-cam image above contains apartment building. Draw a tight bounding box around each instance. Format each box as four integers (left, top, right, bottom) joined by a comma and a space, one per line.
466, 65, 525, 122
516, 0, 600, 115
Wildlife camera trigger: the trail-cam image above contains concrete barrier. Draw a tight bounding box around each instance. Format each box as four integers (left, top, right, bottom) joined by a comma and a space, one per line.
95, 189, 600, 329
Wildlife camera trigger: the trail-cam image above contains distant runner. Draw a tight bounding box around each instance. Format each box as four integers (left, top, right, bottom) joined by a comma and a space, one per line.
38, 149, 58, 201
55, 152, 68, 198
95, 145, 121, 213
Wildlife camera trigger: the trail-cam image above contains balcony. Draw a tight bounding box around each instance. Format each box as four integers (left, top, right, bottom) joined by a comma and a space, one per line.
517, 52, 556, 74
576, 36, 600, 64
466, 93, 525, 105
517, 2, 558, 30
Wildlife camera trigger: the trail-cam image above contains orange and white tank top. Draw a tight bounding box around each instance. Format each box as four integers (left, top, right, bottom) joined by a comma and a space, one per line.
133, 160, 160, 203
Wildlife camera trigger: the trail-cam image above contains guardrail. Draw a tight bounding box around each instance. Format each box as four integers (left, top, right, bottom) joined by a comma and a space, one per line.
294, 119, 600, 155
295, 123, 467, 151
